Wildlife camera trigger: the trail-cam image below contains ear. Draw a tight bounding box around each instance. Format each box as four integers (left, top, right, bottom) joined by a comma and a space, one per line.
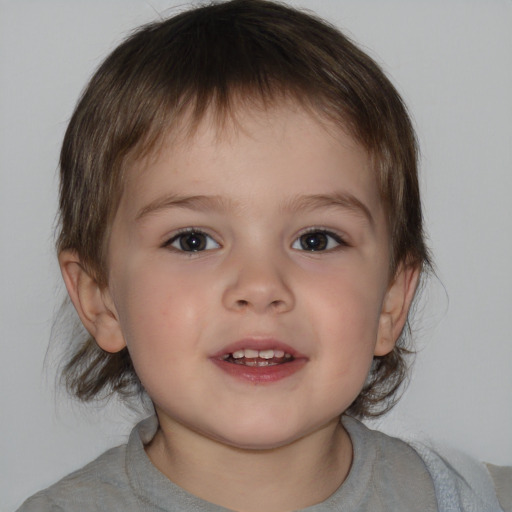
58, 250, 126, 353
375, 263, 421, 357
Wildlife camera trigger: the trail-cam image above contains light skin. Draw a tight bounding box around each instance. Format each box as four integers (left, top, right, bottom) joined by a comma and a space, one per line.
60, 103, 419, 512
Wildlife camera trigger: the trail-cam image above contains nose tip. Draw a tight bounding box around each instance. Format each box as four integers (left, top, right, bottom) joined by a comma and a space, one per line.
222, 260, 295, 314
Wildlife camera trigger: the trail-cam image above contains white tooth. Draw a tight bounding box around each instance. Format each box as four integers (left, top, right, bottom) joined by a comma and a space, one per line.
221, 354, 229, 360
245, 360, 258, 366
274, 349, 285, 358
244, 349, 259, 358
284, 353, 292, 359
232, 350, 245, 359
259, 349, 274, 359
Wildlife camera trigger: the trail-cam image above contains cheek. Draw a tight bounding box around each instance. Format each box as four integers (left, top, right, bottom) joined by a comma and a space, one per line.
308, 265, 385, 332
112, 260, 209, 354
112, 269, 208, 401
303, 265, 386, 387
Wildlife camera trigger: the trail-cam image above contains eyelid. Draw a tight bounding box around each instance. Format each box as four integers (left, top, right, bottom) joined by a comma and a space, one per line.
163, 227, 221, 252
291, 227, 349, 251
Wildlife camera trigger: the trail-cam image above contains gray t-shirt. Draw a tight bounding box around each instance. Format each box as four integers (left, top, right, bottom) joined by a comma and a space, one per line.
16, 416, 509, 511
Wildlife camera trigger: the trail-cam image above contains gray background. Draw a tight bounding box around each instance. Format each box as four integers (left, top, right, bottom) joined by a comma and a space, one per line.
1, 0, 511, 510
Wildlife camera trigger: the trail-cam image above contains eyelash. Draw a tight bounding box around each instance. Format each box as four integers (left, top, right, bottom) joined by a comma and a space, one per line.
291, 228, 348, 252
163, 227, 348, 253
163, 228, 220, 253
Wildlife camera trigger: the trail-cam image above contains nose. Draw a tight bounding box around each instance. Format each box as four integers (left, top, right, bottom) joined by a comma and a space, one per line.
222, 252, 295, 314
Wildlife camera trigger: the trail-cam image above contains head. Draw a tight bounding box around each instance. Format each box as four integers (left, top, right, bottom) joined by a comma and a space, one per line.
57, 0, 430, 419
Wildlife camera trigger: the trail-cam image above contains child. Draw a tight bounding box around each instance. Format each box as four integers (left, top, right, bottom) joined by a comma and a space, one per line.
16, 0, 511, 510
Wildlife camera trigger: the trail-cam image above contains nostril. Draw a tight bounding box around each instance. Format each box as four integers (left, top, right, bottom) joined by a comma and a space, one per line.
270, 299, 287, 311
236, 299, 249, 307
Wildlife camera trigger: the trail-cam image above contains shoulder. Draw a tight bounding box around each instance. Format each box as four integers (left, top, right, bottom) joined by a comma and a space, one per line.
403, 434, 511, 512
487, 464, 512, 512
16, 444, 132, 512
341, 417, 438, 511
16, 416, 162, 512
343, 417, 511, 512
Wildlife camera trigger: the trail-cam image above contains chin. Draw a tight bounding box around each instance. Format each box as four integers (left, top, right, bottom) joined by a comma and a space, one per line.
207, 419, 320, 451
218, 433, 300, 451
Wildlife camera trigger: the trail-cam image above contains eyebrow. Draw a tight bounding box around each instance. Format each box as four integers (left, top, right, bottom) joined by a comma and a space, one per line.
135, 191, 374, 226
281, 192, 375, 227
135, 194, 234, 221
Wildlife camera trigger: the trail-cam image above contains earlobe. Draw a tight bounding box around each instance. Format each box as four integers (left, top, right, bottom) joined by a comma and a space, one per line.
375, 263, 421, 356
58, 250, 126, 353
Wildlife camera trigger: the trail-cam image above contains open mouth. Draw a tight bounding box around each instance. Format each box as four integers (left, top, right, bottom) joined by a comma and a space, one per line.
212, 342, 305, 382
221, 348, 294, 366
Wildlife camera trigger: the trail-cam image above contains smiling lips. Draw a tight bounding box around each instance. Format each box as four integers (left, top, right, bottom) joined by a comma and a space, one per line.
221, 348, 293, 366
212, 341, 306, 383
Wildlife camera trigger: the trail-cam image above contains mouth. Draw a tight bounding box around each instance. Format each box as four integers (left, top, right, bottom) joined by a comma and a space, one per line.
220, 348, 294, 367
212, 340, 306, 383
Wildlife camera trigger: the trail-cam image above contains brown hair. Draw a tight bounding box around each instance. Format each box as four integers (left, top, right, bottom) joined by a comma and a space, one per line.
58, 0, 430, 417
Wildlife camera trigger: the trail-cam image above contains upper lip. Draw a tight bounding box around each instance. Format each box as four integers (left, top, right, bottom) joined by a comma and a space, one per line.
211, 338, 306, 359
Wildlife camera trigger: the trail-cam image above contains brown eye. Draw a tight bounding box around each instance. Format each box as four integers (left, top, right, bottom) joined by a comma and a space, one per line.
168, 230, 220, 252
300, 232, 328, 251
292, 230, 345, 252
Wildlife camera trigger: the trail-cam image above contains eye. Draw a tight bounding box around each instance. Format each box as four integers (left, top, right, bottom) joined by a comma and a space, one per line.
292, 230, 345, 252
166, 230, 220, 252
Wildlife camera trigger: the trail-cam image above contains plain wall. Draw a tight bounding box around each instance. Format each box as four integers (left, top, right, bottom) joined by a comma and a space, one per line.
1, 0, 511, 509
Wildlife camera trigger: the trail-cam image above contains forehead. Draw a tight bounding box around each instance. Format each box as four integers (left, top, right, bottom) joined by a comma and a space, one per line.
119, 102, 382, 222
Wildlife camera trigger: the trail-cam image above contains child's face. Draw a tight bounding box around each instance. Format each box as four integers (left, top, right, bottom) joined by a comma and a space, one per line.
100, 104, 407, 449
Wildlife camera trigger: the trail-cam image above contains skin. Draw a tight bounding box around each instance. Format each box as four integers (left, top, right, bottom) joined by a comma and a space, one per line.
60, 103, 419, 512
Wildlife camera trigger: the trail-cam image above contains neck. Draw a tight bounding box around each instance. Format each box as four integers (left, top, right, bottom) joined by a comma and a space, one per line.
145, 416, 352, 512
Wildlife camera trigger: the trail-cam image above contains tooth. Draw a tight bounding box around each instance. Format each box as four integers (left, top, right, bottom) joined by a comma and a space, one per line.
259, 349, 274, 359
221, 354, 229, 360
244, 349, 259, 358
232, 350, 245, 359
284, 353, 292, 359
274, 350, 285, 358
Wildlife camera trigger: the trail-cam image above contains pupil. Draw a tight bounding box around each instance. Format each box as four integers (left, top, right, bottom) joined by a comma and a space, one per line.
181, 233, 206, 251
301, 232, 327, 251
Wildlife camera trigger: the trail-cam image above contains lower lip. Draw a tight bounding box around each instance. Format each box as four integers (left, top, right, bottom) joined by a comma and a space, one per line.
211, 358, 307, 383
